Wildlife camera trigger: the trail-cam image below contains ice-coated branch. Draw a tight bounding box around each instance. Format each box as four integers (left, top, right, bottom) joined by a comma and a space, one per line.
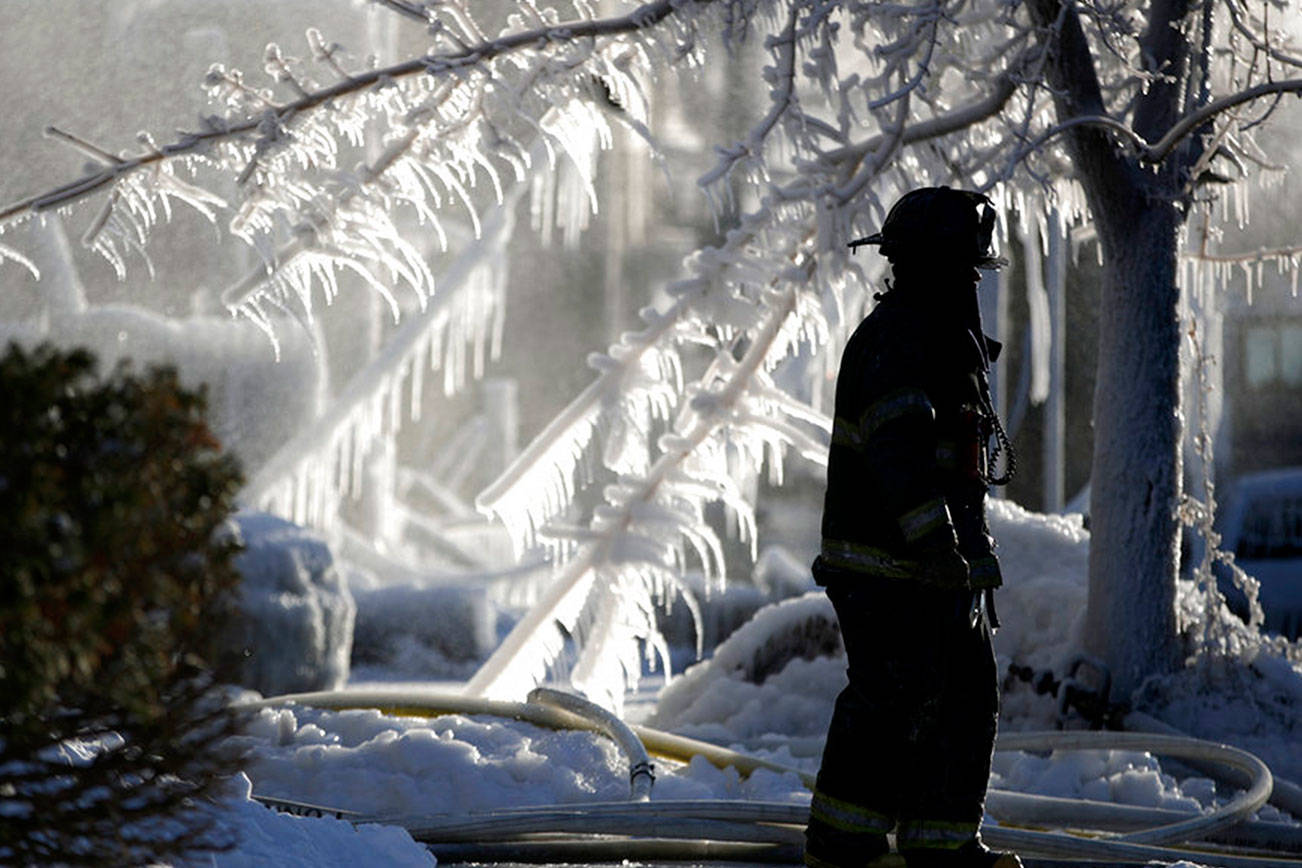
241, 183, 522, 528
697, 4, 800, 190
218, 125, 430, 317
467, 280, 804, 703
1182, 243, 1302, 265
477, 193, 817, 553
0, 0, 686, 226
474, 296, 690, 553
993, 77, 1302, 172
830, 67, 1022, 203
43, 126, 125, 167
1025, 0, 1130, 202
1142, 77, 1302, 163
1223, 0, 1302, 72
0, 242, 40, 279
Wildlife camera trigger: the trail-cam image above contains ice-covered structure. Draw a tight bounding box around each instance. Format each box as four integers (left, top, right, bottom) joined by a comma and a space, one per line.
223, 512, 355, 696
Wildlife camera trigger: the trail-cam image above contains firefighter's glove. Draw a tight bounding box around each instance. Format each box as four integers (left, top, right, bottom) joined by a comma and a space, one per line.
913, 528, 970, 589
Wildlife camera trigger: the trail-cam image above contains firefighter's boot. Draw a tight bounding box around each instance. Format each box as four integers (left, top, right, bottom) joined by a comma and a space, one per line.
803, 827, 890, 868
900, 839, 1022, 868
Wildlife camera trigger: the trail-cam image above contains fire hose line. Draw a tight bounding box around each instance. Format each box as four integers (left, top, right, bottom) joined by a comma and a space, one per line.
241, 690, 1302, 867
528, 687, 655, 801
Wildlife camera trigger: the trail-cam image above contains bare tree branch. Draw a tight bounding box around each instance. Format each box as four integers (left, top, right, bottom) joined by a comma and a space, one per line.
43, 126, 125, 167
1224, 0, 1302, 71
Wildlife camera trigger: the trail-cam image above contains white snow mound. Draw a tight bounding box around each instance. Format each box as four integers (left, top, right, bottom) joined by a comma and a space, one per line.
197, 773, 434, 868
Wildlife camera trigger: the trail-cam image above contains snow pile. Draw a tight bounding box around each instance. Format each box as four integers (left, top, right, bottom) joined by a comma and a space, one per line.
990, 748, 1206, 813
233, 704, 629, 816
985, 498, 1091, 672
197, 773, 434, 867
751, 544, 820, 597
205, 497, 1299, 861
649, 592, 843, 745
652, 546, 819, 673
230, 700, 811, 819
1134, 639, 1302, 785
223, 513, 355, 696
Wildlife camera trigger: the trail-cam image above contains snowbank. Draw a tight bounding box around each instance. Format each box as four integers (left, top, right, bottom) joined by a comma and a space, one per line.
649, 592, 843, 744
223, 513, 355, 696
230, 700, 810, 819
643, 496, 1301, 823
208, 496, 1299, 862
990, 747, 1205, 813
231, 704, 628, 816
985, 498, 1091, 672
1134, 630, 1302, 784
196, 773, 434, 868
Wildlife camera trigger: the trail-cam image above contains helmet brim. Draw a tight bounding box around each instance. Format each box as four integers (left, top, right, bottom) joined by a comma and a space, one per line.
846, 232, 884, 251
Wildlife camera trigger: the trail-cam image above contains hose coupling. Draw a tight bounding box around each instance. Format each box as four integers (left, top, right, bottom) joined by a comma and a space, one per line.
629, 760, 656, 786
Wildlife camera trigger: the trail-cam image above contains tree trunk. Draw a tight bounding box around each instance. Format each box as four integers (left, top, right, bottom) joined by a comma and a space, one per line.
1085, 196, 1184, 698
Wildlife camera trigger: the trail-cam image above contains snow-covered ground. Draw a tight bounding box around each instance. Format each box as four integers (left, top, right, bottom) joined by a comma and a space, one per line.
184, 497, 1302, 866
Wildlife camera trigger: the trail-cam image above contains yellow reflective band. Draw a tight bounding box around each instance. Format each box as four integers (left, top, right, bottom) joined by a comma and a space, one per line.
858, 387, 933, 443
819, 538, 916, 579
896, 818, 979, 850
809, 789, 894, 835
898, 498, 951, 544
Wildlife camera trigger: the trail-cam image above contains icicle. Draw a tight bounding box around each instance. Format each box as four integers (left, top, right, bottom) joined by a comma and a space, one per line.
1019, 219, 1052, 405
239, 186, 519, 526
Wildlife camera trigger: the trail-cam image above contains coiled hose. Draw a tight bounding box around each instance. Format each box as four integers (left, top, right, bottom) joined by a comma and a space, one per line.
240, 689, 1302, 867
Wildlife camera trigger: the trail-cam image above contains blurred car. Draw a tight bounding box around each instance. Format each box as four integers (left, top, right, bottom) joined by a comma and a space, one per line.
1216, 467, 1302, 640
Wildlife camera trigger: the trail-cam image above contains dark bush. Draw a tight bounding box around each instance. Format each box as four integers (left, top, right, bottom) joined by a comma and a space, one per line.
0, 343, 246, 865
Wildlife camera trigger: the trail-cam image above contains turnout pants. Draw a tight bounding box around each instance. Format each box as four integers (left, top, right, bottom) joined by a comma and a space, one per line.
805, 578, 998, 864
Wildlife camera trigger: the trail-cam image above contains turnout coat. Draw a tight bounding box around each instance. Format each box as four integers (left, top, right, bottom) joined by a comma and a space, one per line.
815, 284, 1003, 591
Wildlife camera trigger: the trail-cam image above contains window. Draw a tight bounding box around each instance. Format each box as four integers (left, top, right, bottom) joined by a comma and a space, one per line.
1282, 324, 1302, 387
1244, 321, 1302, 389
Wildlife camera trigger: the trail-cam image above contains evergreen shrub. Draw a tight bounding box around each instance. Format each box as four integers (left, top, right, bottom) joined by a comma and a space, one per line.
0, 342, 246, 865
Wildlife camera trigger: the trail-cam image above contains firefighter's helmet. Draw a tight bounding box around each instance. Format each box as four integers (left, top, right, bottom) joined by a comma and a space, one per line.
849, 187, 1004, 269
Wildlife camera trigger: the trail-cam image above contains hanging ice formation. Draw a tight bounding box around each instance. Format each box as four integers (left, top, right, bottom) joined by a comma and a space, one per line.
240, 192, 518, 530
468, 254, 836, 712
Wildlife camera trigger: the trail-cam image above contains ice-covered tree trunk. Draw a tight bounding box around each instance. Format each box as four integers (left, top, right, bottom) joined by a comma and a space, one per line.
1030, 0, 1195, 697
1086, 196, 1183, 694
